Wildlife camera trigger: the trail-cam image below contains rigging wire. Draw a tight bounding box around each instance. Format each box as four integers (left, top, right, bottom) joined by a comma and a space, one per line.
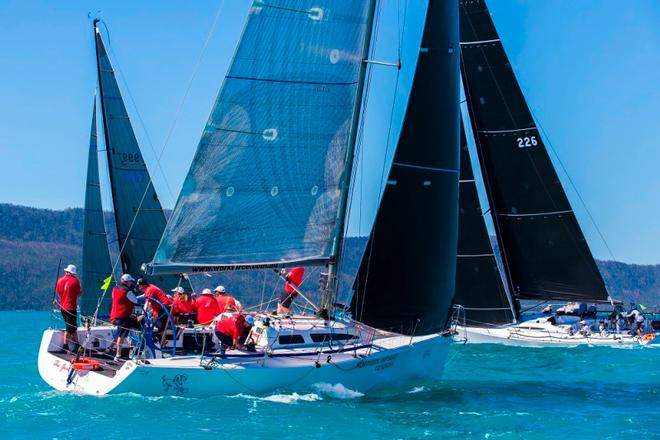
92, 2, 226, 317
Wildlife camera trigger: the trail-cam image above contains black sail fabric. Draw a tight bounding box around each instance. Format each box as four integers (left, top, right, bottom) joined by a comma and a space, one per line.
350, 0, 460, 335
94, 26, 181, 290
80, 102, 114, 316
453, 119, 514, 325
459, 0, 608, 302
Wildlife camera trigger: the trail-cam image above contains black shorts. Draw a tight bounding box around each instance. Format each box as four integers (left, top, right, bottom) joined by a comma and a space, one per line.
113, 316, 142, 338
279, 292, 296, 308
61, 309, 77, 333
215, 331, 233, 349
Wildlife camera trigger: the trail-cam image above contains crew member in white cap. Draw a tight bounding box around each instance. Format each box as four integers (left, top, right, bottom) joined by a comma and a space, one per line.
171, 286, 194, 323
214, 285, 240, 313
193, 288, 220, 325
110, 274, 142, 361
55, 264, 82, 352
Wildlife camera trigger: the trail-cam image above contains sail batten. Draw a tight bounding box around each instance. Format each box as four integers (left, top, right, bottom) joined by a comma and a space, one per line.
154, 1, 375, 271
459, 0, 608, 303
80, 101, 114, 316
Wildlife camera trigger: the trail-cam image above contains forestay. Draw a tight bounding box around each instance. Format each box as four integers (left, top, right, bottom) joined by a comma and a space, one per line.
94, 25, 181, 290
153, 1, 374, 272
80, 102, 114, 316
459, 0, 608, 302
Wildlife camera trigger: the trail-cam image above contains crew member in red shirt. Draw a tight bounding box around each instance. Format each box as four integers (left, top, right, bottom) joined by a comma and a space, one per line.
110, 274, 142, 361
277, 267, 304, 315
171, 286, 194, 324
55, 264, 83, 352
214, 285, 240, 313
214, 314, 254, 353
194, 288, 221, 325
137, 278, 173, 332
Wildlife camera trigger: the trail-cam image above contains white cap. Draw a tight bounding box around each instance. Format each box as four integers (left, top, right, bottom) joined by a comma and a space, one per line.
120, 274, 135, 283
201, 288, 213, 295
64, 264, 77, 275
213, 285, 226, 293
171, 286, 185, 294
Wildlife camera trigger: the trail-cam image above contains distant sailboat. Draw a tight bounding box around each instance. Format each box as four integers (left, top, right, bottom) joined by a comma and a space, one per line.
39, 1, 461, 396
452, 0, 657, 346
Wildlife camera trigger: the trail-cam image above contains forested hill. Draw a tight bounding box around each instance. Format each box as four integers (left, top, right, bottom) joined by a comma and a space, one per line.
0, 203, 658, 310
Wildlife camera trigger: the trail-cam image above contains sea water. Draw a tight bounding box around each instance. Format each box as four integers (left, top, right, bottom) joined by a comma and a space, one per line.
1, 311, 658, 439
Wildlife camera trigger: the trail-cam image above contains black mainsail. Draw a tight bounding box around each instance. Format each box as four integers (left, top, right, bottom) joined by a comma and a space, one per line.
459, 0, 608, 303
80, 101, 114, 316
94, 22, 180, 290
453, 119, 514, 325
350, 0, 461, 335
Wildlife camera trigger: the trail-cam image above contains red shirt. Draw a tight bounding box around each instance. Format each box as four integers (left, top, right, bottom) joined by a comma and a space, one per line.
284, 267, 304, 294
215, 314, 246, 341
110, 285, 136, 321
216, 294, 237, 313
172, 297, 194, 315
194, 294, 220, 325
55, 274, 82, 311
143, 285, 172, 318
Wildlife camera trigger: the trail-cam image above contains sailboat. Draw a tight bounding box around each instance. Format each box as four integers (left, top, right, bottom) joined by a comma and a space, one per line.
451, 0, 658, 347
38, 1, 461, 396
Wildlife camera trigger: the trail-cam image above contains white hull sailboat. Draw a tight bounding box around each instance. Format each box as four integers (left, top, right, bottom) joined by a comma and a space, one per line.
449, 0, 658, 348
39, 0, 462, 396
39, 315, 450, 396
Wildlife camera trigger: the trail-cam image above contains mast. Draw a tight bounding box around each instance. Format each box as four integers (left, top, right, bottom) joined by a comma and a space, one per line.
93, 19, 123, 273
321, 0, 378, 313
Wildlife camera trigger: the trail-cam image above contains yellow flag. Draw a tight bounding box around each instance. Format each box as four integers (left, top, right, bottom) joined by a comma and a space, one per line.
639, 304, 647, 311
100, 275, 113, 291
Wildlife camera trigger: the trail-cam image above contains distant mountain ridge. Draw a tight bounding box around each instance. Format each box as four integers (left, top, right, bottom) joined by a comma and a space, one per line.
0, 203, 657, 310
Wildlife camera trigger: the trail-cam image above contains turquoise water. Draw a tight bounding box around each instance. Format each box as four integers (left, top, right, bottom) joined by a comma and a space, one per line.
2, 311, 658, 439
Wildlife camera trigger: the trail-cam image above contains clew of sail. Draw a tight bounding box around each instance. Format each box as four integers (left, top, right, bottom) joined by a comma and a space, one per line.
94, 24, 181, 290
453, 118, 515, 325
152, 1, 375, 273
80, 101, 114, 316
459, 0, 608, 302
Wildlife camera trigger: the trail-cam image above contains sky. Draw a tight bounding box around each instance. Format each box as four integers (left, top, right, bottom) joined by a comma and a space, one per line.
0, 0, 658, 264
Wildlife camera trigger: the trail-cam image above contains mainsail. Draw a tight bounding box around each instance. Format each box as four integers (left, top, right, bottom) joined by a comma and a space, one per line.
350, 0, 460, 335
459, 0, 608, 302
94, 22, 180, 289
152, 1, 376, 273
453, 119, 514, 325
80, 101, 114, 316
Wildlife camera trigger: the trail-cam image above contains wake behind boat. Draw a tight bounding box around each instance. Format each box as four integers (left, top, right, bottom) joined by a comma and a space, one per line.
39, 0, 461, 396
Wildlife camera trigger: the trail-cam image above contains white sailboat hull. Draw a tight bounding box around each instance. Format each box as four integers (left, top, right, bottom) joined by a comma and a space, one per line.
38, 329, 451, 397
453, 322, 658, 347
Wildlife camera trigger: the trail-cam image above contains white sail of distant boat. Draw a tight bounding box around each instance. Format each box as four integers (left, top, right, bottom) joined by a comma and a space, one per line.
39, 0, 464, 396
451, 0, 658, 347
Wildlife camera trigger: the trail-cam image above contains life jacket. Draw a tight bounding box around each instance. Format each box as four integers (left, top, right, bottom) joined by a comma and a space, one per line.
172, 298, 194, 315
215, 314, 246, 340
111, 285, 136, 321
143, 284, 172, 318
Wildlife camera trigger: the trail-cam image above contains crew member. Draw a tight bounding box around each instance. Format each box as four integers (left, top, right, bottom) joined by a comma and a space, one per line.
171, 286, 194, 323
277, 267, 304, 315
110, 274, 142, 361
627, 307, 645, 336
137, 278, 173, 332
55, 264, 83, 352
214, 285, 240, 313
194, 288, 221, 325
214, 313, 254, 353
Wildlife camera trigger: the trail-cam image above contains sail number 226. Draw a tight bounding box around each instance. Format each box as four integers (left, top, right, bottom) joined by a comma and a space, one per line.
516, 136, 538, 148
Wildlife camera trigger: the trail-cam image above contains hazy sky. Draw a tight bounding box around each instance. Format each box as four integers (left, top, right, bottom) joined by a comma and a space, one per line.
0, 0, 658, 264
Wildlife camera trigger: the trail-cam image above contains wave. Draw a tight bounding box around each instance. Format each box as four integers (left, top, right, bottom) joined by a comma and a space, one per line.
312, 382, 364, 399
229, 392, 321, 404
